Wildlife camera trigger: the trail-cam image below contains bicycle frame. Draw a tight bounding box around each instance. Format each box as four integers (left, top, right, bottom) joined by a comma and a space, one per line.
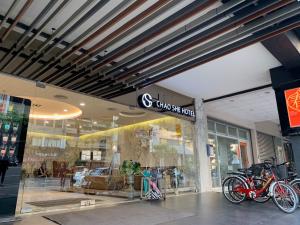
233, 167, 287, 199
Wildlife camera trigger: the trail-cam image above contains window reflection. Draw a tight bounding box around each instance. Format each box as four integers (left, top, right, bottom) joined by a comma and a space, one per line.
19, 115, 196, 213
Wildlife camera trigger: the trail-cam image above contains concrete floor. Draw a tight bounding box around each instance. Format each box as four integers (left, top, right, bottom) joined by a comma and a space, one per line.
5, 192, 300, 225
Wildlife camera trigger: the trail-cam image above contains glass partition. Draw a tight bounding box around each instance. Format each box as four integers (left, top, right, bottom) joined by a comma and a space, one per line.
0, 75, 197, 214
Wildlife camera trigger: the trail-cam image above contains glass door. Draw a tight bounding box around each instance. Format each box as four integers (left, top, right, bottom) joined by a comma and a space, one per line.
208, 134, 220, 188
217, 136, 241, 183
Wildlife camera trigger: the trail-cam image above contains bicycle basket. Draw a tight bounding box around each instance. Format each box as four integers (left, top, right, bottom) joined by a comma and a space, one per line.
275, 164, 289, 180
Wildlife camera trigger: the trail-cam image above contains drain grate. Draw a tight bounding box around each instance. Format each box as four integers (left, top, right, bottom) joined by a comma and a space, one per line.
27, 198, 102, 207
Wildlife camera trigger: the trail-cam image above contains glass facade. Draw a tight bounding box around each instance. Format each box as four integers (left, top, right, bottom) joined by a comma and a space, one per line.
7, 78, 196, 214
207, 119, 252, 189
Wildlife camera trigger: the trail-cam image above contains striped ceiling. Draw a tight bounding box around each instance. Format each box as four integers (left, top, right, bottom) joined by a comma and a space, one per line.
0, 0, 299, 99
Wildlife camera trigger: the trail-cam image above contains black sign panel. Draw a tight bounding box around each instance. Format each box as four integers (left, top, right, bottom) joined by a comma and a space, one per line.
0, 95, 31, 218
138, 93, 195, 117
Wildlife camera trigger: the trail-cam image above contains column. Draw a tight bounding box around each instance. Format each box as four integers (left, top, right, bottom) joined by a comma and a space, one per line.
250, 129, 260, 164
194, 98, 212, 192
289, 136, 300, 175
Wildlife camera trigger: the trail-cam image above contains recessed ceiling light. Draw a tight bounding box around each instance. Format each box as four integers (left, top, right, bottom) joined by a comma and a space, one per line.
44, 121, 49, 124
64, 109, 68, 112
66, 124, 71, 127
80, 102, 85, 106
79, 125, 82, 129
93, 121, 97, 125
54, 94, 68, 100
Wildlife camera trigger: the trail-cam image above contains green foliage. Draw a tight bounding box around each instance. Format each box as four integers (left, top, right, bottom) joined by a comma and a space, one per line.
0, 111, 27, 124
120, 160, 141, 176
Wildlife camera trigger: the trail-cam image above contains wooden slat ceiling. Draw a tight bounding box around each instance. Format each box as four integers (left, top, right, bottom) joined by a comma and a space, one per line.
0, 0, 299, 99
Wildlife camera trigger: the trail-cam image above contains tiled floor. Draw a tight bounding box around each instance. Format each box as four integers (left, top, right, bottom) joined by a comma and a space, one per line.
5, 192, 300, 225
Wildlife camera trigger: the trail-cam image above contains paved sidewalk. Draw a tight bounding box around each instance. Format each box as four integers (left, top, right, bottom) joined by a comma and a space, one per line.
5, 192, 300, 225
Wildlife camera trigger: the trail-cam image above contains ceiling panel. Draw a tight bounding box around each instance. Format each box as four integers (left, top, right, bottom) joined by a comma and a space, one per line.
204, 87, 279, 123
158, 43, 281, 99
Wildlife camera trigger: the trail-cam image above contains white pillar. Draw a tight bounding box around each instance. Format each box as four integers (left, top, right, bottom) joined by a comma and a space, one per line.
194, 98, 212, 192
250, 129, 260, 164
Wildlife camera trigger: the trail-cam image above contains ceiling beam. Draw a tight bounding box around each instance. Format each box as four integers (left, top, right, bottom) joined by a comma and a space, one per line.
0, 0, 20, 29
55, 0, 174, 87
11, 0, 97, 75
88, 0, 219, 73
262, 31, 300, 69
0, 0, 67, 71
137, 16, 300, 89
67, 0, 240, 91
37, 0, 146, 83
89, 0, 298, 96
0, 0, 33, 43
129, 2, 300, 86
113, 0, 294, 82
203, 84, 272, 103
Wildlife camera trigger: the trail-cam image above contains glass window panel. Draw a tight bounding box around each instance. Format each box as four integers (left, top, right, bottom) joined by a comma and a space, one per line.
216, 123, 227, 135
208, 134, 220, 188
238, 129, 248, 140
207, 120, 215, 132
228, 127, 238, 137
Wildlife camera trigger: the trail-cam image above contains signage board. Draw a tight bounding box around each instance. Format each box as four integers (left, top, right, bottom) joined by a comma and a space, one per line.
80, 199, 96, 207
0, 95, 31, 218
138, 93, 195, 117
284, 87, 300, 128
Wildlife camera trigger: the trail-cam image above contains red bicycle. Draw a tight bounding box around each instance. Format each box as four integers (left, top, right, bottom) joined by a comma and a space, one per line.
222, 162, 298, 213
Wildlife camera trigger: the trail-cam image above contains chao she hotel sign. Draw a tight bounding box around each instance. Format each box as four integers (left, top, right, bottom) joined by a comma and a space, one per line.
138, 93, 195, 117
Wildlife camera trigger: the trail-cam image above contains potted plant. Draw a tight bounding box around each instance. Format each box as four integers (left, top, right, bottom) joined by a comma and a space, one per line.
120, 160, 141, 199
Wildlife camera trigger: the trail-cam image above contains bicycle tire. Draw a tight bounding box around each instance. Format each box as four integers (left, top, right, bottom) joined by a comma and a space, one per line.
222, 176, 248, 204
289, 179, 300, 207
272, 183, 298, 213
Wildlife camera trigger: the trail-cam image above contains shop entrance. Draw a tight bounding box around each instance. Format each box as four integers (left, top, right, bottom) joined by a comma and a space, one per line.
0, 75, 197, 215
208, 120, 252, 190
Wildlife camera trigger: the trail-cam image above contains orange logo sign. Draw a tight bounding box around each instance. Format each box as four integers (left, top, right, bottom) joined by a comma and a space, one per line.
285, 88, 300, 128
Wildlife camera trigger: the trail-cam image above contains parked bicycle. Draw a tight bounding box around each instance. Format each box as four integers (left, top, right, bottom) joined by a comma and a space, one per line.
222, 161, 299, 213
261, 158, 300, 204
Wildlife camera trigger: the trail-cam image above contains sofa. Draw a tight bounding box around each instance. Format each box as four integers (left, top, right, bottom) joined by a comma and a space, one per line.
84, 175, 125, 190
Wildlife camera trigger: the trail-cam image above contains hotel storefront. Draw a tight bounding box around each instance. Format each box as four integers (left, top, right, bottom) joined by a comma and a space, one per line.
0, 74, 197, 215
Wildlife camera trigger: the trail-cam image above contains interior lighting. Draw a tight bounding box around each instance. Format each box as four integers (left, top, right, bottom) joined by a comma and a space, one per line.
30, 111, 82, 120
80, 117, 174, 140
80, 102, 85, 106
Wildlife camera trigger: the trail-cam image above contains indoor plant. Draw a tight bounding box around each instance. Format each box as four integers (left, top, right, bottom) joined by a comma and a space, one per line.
120, 160, 141, 199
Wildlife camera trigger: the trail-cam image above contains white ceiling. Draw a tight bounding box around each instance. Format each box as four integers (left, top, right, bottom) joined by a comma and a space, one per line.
158, 43, 281, 99
204, 87, 280, 124
158, 43, 282, 124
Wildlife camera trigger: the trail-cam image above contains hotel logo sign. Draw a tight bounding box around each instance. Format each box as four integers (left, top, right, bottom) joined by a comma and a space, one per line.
138, 93, 195, 117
